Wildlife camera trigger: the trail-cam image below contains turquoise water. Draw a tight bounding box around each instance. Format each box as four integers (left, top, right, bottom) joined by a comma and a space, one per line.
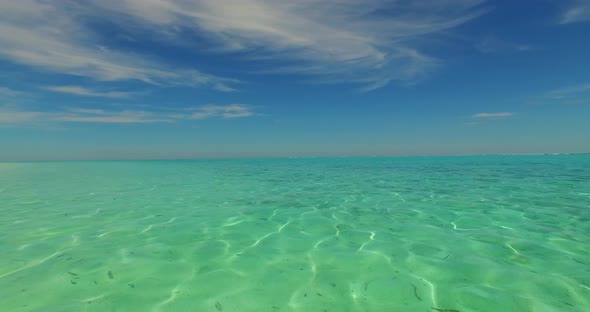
1, 155, 589, 311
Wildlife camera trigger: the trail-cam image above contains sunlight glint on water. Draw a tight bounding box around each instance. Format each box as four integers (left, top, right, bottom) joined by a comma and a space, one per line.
0, 156, 589, 311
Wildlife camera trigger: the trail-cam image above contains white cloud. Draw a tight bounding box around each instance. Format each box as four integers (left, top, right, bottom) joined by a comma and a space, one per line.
0, 104, 257, 125
0, 1, 238, 90
0, 1, 491, 90
87, 0, 487, 90
560, 1, 590, 24
190, 105, 255, 119
44, 86, 137, 98
472, 112, 513, 118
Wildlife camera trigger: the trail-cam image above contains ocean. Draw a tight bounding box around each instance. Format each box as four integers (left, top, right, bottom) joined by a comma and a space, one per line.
1, 155, 589, 311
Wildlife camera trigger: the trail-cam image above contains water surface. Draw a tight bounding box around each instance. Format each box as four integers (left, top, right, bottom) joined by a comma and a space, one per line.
1, 155, 589, 311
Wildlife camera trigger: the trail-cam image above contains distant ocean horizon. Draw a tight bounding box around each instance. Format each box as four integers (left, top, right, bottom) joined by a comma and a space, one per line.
3, 151, 590, 163
1, 154, 589, 311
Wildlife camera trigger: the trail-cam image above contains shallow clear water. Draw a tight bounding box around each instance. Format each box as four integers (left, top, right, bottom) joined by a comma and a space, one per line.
1, 155, 589, 311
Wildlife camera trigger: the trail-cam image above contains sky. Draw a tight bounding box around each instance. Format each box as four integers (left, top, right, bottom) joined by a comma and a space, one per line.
0, 0, 589, 160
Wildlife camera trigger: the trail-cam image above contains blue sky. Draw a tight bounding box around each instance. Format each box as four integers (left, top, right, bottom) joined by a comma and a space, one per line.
0, 0, 589, 160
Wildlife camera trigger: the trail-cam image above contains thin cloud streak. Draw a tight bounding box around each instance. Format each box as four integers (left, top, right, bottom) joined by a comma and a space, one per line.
528, 81, 590, 106
0, 104, 257, 125
545, 82, 590, 99
190, 105, 255, 119
472, 112, 513, 118
56, 109, 175, 123
0, 111, 44, 124
0, 87, 21, 97
44, 86, 137, 99
475, 36, 531, 53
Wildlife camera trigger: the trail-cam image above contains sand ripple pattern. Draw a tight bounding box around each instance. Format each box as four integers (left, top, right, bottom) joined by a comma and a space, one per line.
0, 155, 589, 311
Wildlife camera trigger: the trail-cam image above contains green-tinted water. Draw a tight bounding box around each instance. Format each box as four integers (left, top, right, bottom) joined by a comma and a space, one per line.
1, 155, 589, 311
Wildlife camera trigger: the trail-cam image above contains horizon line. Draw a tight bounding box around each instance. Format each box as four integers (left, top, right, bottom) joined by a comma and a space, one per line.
2, 152, 589, 163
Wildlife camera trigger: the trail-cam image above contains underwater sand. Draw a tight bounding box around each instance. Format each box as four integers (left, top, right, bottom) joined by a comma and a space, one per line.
1, 155, 589, 311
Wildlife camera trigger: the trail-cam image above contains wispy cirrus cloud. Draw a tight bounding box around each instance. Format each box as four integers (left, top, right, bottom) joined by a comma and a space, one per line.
528, 81, 590, 106
0, 104, 257, 125
0, 1, 238, 91
0, 0, 490, 91
0, 87, 21, 97
472, 112, 513, 118
88, 0, 488, 90
559, 0, 590, 24
44, 86, 137, 99
544, 82, 590, 99
475, 36, 531, 54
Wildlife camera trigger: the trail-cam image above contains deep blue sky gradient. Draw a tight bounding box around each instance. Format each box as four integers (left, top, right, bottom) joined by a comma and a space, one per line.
0, 0, 589, 160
